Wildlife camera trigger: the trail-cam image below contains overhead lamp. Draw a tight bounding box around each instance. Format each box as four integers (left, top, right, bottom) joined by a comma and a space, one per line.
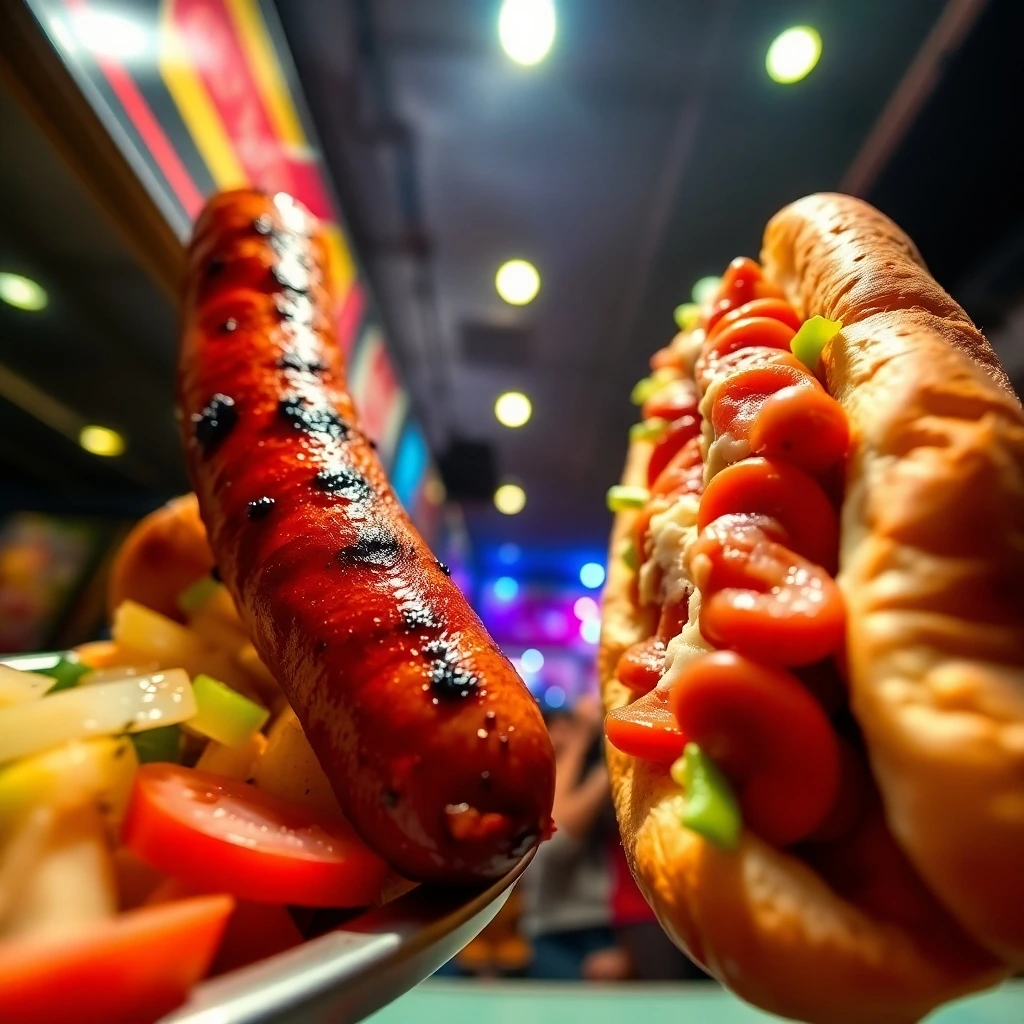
494, 482, 527, 515
495, 391, 532, 428
498, 0, 556, 66
72, 10, 149, 60
579, 562, 605, 589
766, 27, 822, 85
0, 272, 47, 312
79, 425, 125, 457
691, 276, 721, 306
495, 259, 540, 306
573, 596, 599, 621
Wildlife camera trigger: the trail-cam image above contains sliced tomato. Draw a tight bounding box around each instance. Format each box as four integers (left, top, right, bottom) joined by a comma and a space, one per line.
615, 637, 667, 695
710, 363, 817, 441
706, 298, 801, 340
641, 376, 700, 423
697, 457, 839, 571
749, 383, 849, 474
669, 651, 840, 847
701, 316, 796, 367
646, 414, 701, 487
705, 259, 786, 333
123, 764, 388, 907
0, 895, 232, 1024
605, 688, 686, 762
650, 436, 704, 498
692, 516, 846, 666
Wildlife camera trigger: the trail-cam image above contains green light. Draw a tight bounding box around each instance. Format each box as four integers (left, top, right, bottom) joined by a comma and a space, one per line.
766, 27, 822, 85
0, 273, 47, 312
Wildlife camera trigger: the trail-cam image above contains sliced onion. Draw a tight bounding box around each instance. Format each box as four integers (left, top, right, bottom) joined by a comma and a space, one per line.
80, 664, 161, 687
0, 666, 55, 708
0, 670, 196, 765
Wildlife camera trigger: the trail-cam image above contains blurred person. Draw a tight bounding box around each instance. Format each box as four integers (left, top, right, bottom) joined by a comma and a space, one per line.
519, 696, 629, 981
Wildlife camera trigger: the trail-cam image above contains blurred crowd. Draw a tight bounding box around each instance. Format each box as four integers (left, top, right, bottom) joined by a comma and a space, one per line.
438, 698, 709, 982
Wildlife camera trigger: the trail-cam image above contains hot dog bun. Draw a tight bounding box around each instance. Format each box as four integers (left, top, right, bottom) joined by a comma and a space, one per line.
600, 193, 1016, 1022
763, 194, 1024, 965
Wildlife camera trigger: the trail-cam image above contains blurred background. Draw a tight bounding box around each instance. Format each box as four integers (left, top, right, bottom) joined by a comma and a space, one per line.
1, 0, 1023, 1002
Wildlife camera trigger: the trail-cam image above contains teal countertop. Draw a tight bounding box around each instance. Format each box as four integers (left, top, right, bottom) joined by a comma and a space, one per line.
368, 980, 1024, 1024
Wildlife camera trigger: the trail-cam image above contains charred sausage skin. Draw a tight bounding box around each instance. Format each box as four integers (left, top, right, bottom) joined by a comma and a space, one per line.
178, 189, 554, 883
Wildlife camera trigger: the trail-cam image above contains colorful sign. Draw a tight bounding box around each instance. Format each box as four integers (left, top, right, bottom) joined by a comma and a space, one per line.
28, 0, 436, 535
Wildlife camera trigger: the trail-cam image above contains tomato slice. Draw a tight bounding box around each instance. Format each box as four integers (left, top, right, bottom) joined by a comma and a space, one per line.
669, 651, 840, 847
605, 688, 686, 762
692, 516, 846, 666
0, 895, 232, 1024
710, 363, 816, 441
641, 377, 699, 423
651, 436, 704, 499
697, 457, 839, 571
706, 298, 802, 340
646, 414, 701, 488
123, 764, 388, 907
615, 637, 667, 694
748, 383, 849, 474
705, 259, 786, 333
701, 316, 796, 368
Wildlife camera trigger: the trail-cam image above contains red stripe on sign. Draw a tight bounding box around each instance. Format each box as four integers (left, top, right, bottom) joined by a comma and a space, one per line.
336, 281, 366, 358
63, 0, 205, 217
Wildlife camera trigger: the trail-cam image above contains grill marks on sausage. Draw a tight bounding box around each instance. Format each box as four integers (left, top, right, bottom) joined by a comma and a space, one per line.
193, 394, 237, 453
247, 496, 275, 520
277, 350, 326, 374
401, 599, 439, 632
423, 638, 479, 700
336, 526, 403, 568
312, 466, 374, 501
277, 395, 349, 440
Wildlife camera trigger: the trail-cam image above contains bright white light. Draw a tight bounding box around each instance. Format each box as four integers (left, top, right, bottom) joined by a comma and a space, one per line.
545, 685, 566, 708
766, 27, 822, 85
79, 425, 125, 457
498, 542, 521, 565
495, 391, 532, 428
494, 483, 527, 515
493, 576, 519, 601
579, 619, 601, 645
495, 260, 540, 306
521, 648, 544, 674
499, 0, 556, 66
0, 272, 47, 312
573, 596, 599, 621
579, 562, 605, 589
692, 276, 721, 306
73, 11, 149, 60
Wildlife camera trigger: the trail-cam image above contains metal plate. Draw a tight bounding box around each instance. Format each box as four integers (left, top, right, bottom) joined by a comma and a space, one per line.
1, 651, 533, 1024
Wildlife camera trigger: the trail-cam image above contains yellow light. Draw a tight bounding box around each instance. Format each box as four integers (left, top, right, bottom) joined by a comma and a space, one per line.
494, 483, 527, 515
766, 27, 822, 84
79, 425, 125, 457
494, 391, 532, 428
498, 0, 556, 66
0, 273, 47, 312
691, 276, 721, 306
495, 259, 540, 306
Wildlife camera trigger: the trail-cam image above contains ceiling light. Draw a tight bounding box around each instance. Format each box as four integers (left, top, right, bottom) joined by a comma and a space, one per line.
0, 273, 47, 312
766, 27, 822, 85
72, 11, 149, 60
521, 648, 545, 673
573, 596, 599, 621
495, 260, 540, 306
579, 562, 605, 589
579, 618, 601, 645
691, 276, 721, 306
495, 391, 532, 428
494, 483, 527, 515
493, 576, 519, 601
79, 425, 125, 457
498, 0, 556, 66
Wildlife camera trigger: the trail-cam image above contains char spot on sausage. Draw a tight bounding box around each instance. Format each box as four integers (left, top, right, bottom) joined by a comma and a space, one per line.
278, 396, 349, 440
312, 466, 374, 501
275, 290, 316, 325
382, 789, 399, 809
430, 660, 479, 700
401, 600, 439, 631
252, 214, 274, 235
336, 526, 402, 567
192, 394, 237, 453
211, 565, 222, 582
247, 496, 275, 520
277, 351, 326, 374
272, 258, 311, 293
435, 560, 451, 577
220, 317, 238, 334
205, 257, 225, 278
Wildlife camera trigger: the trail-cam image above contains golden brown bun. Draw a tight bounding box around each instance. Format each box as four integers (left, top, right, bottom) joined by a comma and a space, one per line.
107, 494, 214, 622
601, 440, 1003, 1024
763, 194, 1024, 964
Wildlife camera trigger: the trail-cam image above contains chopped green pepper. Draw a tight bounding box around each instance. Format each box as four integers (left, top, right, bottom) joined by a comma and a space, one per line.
606, 485, 650, 512
34, 656, 89, 693
673, 303, 701, 332
130, 725, 183, 765
629, 369, 676, 407
671, 742, 742, 850
177, 576, 221, 616
188, 674, 269, 748
629, 418, 669, 443
790, 315, 843, 372
622, 542, 639, 572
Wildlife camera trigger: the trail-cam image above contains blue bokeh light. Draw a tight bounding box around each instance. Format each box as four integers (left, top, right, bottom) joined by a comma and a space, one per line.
493, 576, 520, 601
545, 685, 566, 708
579, 562, 606, 589
520, 648, 544, 673
497, 542, 522, 565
